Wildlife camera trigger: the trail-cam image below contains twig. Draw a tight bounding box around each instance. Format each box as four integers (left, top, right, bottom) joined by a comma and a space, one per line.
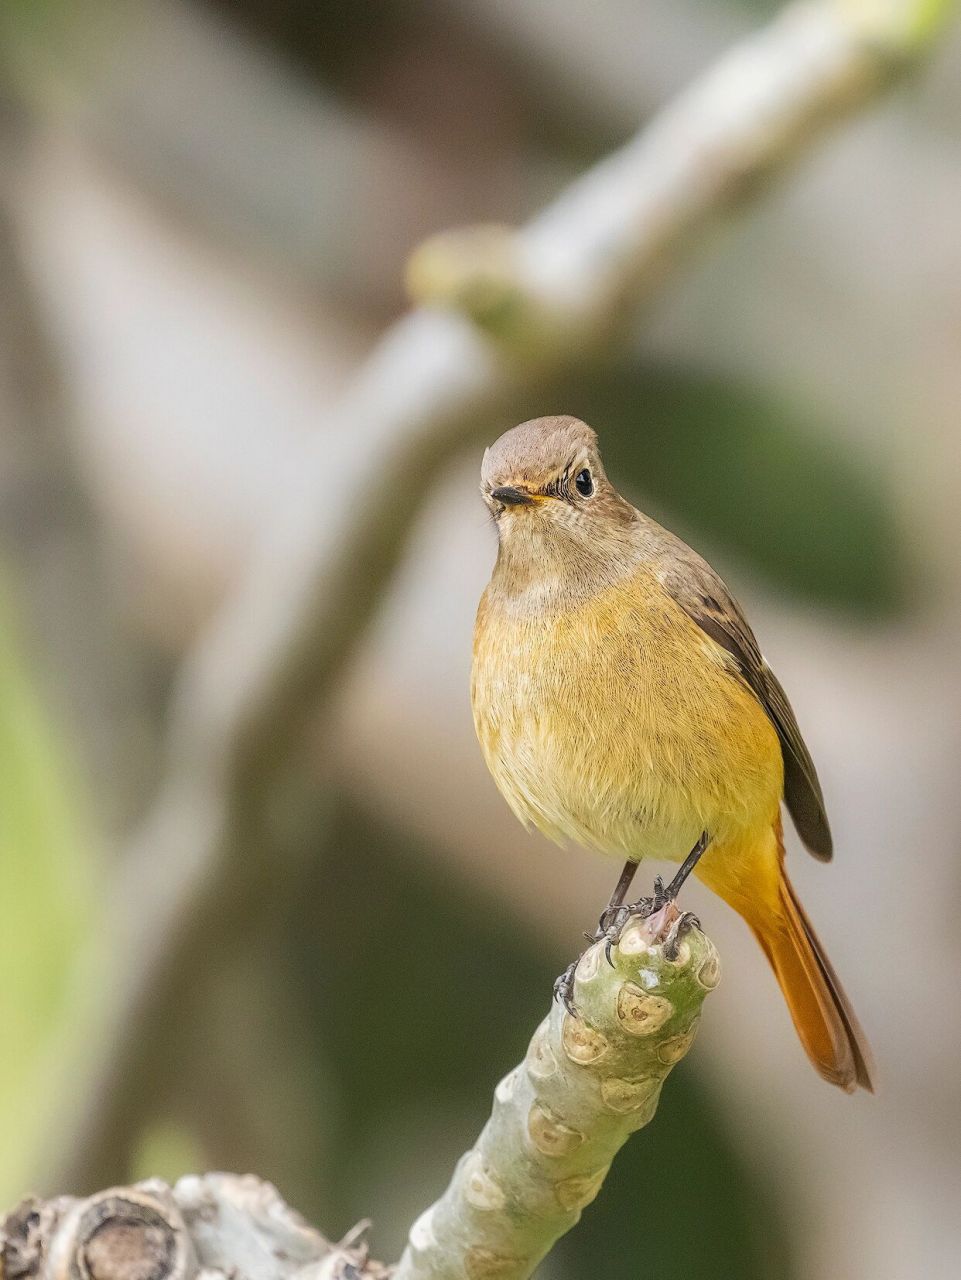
39, 0, 951, 1192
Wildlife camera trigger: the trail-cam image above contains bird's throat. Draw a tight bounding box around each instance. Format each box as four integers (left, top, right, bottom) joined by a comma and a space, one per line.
492, 520, 641, 617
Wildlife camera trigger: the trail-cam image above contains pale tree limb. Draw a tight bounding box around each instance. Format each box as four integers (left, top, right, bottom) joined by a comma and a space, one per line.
393, 905, 719, 1280
4, 910, 718, 1280
40, 0, 952, 1192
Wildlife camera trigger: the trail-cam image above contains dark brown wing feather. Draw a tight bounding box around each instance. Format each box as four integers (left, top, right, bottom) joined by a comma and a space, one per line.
650, 525, 833, 861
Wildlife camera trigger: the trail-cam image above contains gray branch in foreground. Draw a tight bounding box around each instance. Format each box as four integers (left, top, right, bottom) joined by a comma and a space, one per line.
40, 0, 950, 1192
3, 908, 718, 1280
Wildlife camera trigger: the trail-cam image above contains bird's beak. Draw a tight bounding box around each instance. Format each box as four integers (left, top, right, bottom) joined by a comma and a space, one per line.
491, 486, 538, 507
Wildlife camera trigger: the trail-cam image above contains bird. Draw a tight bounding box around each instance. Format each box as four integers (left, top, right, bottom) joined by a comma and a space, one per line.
471, 414, 874, 1092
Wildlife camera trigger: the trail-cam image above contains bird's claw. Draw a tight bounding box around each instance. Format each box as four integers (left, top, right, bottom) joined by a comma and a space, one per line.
593, 904, 635, 967
597, 903, 628, 934
624, 894, 656, 921
648, 875, 673, 914
553, 961, 579, 1017
663, 909, 700, 959
556, 878, 701, 1011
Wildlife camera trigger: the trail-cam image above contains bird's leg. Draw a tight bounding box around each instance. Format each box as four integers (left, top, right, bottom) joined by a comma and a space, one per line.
592, 858, 642, 969
552, 962, 580, 1017
554, 839, 710, 1013
595, 858, 639, 934
656, 830, 711, 905
641, 831, 711, 958
554, 860, 640, 1013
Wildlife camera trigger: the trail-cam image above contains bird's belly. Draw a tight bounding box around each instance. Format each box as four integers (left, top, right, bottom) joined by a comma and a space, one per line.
472, 581, 783, 862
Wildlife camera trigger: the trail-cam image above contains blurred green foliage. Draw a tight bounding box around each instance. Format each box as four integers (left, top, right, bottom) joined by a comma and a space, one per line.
132, 1121, 206, 1188
570, 360, 904, 617
0, 572, 100, 1205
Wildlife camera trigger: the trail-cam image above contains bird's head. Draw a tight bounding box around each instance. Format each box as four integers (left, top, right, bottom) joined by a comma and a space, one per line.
481, 416, 633, 550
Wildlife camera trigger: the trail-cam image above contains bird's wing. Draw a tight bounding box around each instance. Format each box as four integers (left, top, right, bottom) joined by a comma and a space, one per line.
652, 529, 833, 861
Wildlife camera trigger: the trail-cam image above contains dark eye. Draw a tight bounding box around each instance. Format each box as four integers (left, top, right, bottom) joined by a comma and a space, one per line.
574, 468, 594, 497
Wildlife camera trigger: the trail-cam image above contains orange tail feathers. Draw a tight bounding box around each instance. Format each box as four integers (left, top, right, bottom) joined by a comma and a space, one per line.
751, 868, 875, 1092
698, 831, 875, 1093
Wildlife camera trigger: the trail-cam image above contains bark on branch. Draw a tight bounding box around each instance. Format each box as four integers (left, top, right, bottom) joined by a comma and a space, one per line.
5, 908, 718, 1280
0, 1174, 387, 1280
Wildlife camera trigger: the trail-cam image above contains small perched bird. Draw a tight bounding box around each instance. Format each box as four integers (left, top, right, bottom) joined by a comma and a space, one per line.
471, 415, 873, 1092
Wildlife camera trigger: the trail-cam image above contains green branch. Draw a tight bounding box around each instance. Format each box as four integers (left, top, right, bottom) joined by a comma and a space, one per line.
394, 904, 720, 1280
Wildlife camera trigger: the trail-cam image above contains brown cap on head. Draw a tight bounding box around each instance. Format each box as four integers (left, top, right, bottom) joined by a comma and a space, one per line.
481, 416, 599, 492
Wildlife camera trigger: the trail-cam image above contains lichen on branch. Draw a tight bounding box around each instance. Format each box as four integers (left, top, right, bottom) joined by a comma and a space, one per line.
394, 903, 721, 1280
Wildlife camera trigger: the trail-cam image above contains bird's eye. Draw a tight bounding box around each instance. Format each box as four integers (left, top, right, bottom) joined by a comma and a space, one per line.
574, 468, 594, 497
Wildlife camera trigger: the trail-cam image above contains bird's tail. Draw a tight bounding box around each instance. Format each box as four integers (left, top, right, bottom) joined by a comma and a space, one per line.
753, 867, 874, 1092
698, 825, 875, 1093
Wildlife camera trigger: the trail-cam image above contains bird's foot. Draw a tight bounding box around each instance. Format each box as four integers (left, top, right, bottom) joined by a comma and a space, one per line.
585, 899, 651, 965
644, 872, 701, 957
615, 888, 700, 959
645, 874, 684, 913
554, 845, 710, 1015
600, 873, 677, 930
661, 906, 700, 959
652, 875, 669, 910
554, 895, 700, 1015
554, 906, 627, 1014
553, 960, 579, 1018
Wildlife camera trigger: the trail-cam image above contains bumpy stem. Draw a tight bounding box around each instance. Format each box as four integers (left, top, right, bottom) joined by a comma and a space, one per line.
394, 903, 721, 1280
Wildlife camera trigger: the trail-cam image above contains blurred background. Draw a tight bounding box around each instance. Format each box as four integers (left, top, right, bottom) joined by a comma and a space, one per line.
1, 1, 960, 1278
